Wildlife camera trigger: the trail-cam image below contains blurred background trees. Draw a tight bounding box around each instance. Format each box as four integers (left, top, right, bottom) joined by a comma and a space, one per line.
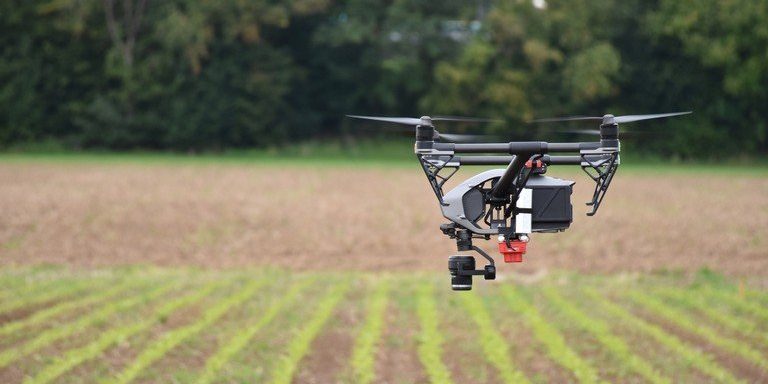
1, 0, 766, 158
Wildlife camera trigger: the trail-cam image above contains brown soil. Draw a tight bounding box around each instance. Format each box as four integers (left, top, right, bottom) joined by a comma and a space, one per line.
0, 305, 41, 326
1, 164, 767, 276
0, 364, 22, 384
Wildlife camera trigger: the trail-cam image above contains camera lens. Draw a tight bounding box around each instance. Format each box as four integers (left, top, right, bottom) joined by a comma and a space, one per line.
448, 255, 475, 291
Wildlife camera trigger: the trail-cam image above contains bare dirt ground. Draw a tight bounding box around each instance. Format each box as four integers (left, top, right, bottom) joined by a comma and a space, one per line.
1, 162, 766, 276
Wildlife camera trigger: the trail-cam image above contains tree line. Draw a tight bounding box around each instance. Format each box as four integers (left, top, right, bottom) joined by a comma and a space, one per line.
1, 0, 766, 158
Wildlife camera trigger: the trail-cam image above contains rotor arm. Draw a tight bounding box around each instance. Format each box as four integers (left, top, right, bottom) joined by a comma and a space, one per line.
432, 141, 601, 154
456, 155, 584, 166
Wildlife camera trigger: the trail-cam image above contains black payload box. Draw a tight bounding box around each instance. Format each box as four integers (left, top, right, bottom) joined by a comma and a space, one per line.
526, 174, 574, 232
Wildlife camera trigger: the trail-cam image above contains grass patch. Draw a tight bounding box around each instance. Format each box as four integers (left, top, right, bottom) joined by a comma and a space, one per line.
1, 141, 767, 174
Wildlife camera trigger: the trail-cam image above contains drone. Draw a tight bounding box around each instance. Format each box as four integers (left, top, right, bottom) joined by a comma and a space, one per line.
350, 111, 691, 290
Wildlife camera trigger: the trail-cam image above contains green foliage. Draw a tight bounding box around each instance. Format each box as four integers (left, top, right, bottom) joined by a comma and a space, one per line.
1, 1, 766, 157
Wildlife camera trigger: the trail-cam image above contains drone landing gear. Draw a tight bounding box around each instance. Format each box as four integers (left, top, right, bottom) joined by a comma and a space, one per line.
444, 227, 496, 291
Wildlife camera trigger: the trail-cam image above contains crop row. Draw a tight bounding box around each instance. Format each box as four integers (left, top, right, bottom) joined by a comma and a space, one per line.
349, 279, 390, 384
27, 280, 223, 384
268, 280, 351, 384
415, 283, 455, 384
457, 290, 530, 384
583, 288, 742, 383
0, 277, 107, 314
0, 279, 143, 338
698, 287, 768, 324
540, 285, 669, 384
0, 280, 178, 369
626, 290, 767, 370
501, 286, 600, 384
111, 278, 270, 384
654, 288, 768, 347
196, 277, 317, 384
2, 270, 766, 383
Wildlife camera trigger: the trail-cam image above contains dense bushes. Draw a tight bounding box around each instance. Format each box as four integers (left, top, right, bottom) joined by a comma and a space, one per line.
1, 0, 766, 158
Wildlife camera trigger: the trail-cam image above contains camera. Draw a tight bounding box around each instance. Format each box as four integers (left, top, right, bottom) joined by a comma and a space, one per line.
448, 255, 474, 290
448, 255, 495, 291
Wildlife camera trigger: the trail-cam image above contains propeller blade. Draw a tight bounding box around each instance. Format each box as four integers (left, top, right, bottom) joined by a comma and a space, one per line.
557, 129, 602, 135
346, 115, 425, 126
438, 133, 495, 142
432, 116, 502, 123
531, 111, 691, 124
347, 114, 499, 127
529, 116, 602, 123
557, 129, 646, 136
614, 111, 692, 123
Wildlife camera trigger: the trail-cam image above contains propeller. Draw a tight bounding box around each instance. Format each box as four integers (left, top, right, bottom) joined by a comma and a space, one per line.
346, 115, 500, 142
347, 115, 499, 127
437, 133, 495, 142
530, 111, 691, 124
